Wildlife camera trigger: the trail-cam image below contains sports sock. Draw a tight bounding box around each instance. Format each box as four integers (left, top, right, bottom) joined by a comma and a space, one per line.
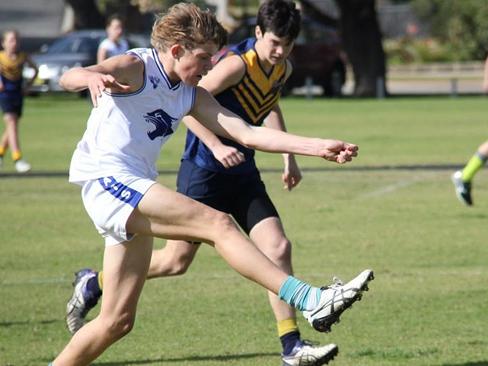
277, 317, 299, 337
0, 146, 5, 157
12, 150, 22, 162
281, 330, 301, 355
462, 152, 488, 182
86, 273, 102, 298
278, 276, 321, 311
97, 271, 104, 291
278, 318, 300, 355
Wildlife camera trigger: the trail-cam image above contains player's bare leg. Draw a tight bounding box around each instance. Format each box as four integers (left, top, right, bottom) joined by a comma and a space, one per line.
147, 240, 200, 278
250, 217, 294, 321
58, 183, 372, 365
250, 217, 340, 365
55, 235, 153, 365
132, 184, 373, 335
127, 183, 289, 292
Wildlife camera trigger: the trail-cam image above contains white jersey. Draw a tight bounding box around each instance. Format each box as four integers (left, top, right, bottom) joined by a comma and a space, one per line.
98, 38, 129, 58
69, 48, 196, 184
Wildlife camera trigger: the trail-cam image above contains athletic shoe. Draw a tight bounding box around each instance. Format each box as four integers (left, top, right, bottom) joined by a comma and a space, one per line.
66, 268, 100, 334
15, 159, 31, 173
282, 341, 338, 366
303, 269, 374, 333
451, 170, 473, 206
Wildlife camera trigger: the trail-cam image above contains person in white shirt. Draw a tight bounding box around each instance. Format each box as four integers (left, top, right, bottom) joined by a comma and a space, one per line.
49, 3, 372, 366
97, 15, 129, 63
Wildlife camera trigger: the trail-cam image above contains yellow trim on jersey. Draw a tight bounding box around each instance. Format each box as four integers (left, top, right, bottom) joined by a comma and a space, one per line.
229, 48, 286, 125
0, 51, 27, 81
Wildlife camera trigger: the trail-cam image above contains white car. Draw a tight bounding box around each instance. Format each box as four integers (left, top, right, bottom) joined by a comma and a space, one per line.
23, 30, 150, 94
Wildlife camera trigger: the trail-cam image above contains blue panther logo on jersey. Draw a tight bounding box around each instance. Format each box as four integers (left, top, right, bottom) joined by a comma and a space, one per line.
144, 109, 177, 140
148, 75, 161, 89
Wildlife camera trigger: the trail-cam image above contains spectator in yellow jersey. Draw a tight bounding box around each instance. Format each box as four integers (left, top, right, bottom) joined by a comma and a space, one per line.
0, 29, 37, 173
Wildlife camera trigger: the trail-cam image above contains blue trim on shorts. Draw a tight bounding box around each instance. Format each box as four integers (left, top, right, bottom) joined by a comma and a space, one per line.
98, 176, 144, 208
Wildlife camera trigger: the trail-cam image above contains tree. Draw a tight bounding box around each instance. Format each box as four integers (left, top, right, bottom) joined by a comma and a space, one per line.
335, 0, 387, 97
411, 0, 488, 61
300, 0, 387, 97
63, 0, 160, 32
64, 0, 387, 97
64, 0, 105, 30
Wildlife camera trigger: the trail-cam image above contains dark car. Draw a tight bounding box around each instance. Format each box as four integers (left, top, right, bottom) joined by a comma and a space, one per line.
23, 30, 150, 94
227, 17, 346, 97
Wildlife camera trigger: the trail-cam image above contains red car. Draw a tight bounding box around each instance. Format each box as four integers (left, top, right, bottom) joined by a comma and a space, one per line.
227, 17, 346, 97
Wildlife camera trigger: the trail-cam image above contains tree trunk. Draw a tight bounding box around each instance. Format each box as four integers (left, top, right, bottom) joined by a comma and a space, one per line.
64, 0, 105, 30
336, 0, 387, 97
103, 0, 154, 33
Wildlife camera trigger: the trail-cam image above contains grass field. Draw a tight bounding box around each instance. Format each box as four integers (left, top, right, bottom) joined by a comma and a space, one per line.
1, 95, 488, 366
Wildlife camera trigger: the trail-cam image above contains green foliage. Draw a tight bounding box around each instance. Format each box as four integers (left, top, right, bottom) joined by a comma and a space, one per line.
97, 0, 208, 14
412, 0, 488, 61
384, 37, 452, 64
2, 96, 488, 365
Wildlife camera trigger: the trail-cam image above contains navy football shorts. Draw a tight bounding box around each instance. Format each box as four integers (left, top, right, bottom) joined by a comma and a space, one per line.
0, 92, 23, 117
177, 159, 279, 234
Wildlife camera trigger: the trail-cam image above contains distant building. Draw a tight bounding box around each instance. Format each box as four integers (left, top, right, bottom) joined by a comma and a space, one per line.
0, 0, 65, 37
0, 0, 65, 52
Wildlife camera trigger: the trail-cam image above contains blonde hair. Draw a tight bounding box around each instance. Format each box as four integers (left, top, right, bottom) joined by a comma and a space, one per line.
151, 2, 227, 52
2, 29, 19, 43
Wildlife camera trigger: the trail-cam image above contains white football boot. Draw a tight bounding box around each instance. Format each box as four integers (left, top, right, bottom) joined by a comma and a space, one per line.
282, 341, 339, 366
66, 269, 100, 334
15, 159, 31, 173
451, 170, 473, 206
303, 269, 374, 332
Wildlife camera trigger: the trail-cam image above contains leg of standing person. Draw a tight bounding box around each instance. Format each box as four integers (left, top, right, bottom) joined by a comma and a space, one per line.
147, 240, 200, 278
452, 140, 488, 205
3, 109, 30, 172
0, 110, 12, 168
249, 216, 338, 365
0, 126, 7, 167
66, 240, 200, 336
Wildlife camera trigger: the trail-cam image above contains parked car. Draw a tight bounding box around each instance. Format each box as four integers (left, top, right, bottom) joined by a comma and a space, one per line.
23, 30, 150, 94
227, 17, 346, 97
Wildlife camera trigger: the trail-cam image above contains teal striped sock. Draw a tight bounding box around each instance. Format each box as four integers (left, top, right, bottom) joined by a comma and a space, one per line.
278, 276, 321, 311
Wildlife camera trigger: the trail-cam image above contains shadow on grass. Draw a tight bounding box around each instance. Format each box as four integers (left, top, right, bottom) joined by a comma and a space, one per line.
443, 363, 488, 366
93, 352, 277, 365
0, 319, 59, 327
0, 163, 468, 179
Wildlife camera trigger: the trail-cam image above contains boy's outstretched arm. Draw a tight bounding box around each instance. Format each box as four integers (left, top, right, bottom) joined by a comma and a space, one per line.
189, 86, 358, 164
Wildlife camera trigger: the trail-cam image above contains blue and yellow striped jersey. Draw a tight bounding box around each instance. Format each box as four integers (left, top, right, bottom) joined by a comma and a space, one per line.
215, 38, 287, 126
182, 38, 288, 174
0, 51, 27, 93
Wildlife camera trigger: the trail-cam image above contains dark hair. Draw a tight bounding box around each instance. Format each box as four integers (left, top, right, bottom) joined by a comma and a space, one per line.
256, 0, 301, 42
106, 14, 124, 27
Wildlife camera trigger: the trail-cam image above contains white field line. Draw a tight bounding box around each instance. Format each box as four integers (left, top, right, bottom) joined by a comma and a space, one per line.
1, 277, 69, 285
357, 175, 426, 199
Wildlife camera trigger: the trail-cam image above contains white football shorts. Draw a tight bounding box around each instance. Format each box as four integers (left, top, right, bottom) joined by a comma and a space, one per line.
81, 175, 156, 246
